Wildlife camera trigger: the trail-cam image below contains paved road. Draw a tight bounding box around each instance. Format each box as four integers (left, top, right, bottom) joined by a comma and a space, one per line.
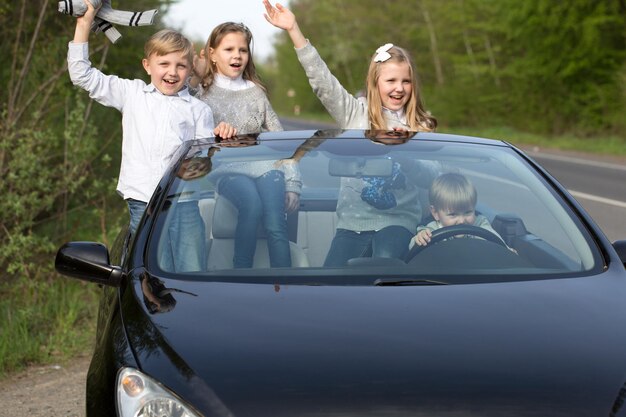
522, 147, 626, 243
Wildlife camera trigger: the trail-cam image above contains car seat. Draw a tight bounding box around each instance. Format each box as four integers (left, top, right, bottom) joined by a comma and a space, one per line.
206, 195, 310, 269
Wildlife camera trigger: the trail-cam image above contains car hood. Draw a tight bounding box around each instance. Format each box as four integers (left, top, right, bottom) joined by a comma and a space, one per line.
122, 269, 626, 417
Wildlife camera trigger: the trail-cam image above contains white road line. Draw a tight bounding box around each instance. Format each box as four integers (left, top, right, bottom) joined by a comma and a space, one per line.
569, 190, 626, 209
524, 150, 626, 171
468, 169, 626, 209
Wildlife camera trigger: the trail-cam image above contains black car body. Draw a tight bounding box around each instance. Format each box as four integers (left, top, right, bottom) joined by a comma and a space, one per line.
56, 129, 626, 417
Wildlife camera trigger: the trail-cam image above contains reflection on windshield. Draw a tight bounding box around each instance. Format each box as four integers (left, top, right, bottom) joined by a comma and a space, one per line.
150, 131, 600, 282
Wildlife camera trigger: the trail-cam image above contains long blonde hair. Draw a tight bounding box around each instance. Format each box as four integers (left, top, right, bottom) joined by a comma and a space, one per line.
198, 22, 266, 92
365, 45, 437, 132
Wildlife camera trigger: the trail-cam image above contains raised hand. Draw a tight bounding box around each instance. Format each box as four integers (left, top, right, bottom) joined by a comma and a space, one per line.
262, 0, 296, 31
262, 0, 307, 48
73, 0, 99, 43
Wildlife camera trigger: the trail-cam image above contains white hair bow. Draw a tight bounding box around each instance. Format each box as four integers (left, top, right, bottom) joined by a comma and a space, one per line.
58, 0, 158, 44
374, 43, 394, 62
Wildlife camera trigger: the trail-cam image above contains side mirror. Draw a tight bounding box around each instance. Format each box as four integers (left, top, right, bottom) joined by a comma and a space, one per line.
55, 242, 124, 286
613, 240, 626, 268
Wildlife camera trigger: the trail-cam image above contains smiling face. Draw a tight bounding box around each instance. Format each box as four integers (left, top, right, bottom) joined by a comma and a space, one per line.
209, 32, 249, 79
142, 51, 191, 96
177, 157, 212, 180
376, 61, 412, 111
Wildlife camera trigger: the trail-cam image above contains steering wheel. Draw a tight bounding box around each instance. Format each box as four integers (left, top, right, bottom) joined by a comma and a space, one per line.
406, 224, 507, 262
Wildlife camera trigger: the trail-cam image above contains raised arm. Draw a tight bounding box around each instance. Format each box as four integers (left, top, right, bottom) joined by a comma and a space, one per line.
262, 0, 307, 49
73, 0, 99, 43
262, 0, 366, 128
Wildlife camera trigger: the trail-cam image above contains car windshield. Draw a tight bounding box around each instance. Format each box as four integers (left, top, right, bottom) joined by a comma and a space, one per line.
147, 130, 603, 284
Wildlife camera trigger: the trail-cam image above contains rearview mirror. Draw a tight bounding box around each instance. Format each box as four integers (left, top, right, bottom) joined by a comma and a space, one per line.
328, 157, 393, 178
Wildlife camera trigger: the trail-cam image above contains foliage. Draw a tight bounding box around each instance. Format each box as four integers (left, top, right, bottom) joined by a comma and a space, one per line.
0, 0, 172, 375
265, 0, 626, 137
0, 277, 99, 377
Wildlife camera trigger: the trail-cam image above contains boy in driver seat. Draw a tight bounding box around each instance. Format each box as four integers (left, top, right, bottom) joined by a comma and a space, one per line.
410, 172, 506, 249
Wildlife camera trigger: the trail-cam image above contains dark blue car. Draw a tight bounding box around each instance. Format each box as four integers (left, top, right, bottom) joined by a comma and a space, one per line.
56, 129, 626, 417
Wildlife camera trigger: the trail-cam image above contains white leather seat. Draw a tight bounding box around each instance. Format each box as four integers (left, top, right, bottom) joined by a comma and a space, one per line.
206, 196, 309, 269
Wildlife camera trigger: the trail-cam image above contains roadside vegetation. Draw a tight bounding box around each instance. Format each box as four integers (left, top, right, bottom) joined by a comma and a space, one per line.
1, 0, 625, 378
0, 0, 163, 378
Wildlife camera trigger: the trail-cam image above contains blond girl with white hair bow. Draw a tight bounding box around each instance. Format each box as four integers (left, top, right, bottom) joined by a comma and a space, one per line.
262, 0, 437, 132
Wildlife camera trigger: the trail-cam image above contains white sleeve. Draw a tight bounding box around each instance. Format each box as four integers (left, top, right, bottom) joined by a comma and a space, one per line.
67, 41, 132, 112
194, 104, 215, 139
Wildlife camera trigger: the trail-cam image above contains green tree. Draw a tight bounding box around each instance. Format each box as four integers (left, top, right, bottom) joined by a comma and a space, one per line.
0, 0, 174, 374
482, 0, 626, 133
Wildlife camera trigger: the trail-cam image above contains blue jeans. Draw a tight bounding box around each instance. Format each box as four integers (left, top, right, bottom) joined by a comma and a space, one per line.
127, 198, 147, 234
218, 171, 291, 268
160, 201, 207, 272
323, 226, 413, 267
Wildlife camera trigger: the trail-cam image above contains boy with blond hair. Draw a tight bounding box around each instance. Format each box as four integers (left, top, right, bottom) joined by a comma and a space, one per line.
412, 172, 505, 248
68, 0, 235, 232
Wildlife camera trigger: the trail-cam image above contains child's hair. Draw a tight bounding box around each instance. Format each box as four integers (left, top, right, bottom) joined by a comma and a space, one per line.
144, 29, 194, 64
365, 129, 412, 143
429, 173, 477, 211
177, 157, 212, 180
365, 45, 437, 132
199, 22, 265, 91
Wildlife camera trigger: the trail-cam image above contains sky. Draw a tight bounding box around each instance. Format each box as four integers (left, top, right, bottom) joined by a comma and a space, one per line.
162, 0, 290, 61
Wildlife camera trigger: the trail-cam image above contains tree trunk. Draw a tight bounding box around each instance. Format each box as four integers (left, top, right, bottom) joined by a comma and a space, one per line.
421, 3, 445, 85
483, 33, 501, 87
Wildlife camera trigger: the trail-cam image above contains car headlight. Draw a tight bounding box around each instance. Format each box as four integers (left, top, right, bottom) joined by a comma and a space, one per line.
117, 367, 202, 417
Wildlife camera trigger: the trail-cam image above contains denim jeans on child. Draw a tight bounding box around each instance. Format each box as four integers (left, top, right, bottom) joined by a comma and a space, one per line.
218, 170, 291, 268
127, 198, 147, 234
323, 225, 412, 267
160, 201, 207, 272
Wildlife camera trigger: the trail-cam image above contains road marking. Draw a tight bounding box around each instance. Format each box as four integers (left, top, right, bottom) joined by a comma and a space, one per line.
467, 169, 626, 209
569, 190, 626, 209
525, 150, 626, 172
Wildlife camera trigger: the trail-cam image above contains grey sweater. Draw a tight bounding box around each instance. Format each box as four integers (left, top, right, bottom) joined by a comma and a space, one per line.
195, 84, 282, 134
196, 84, 300, 193
335, 161, 438, 233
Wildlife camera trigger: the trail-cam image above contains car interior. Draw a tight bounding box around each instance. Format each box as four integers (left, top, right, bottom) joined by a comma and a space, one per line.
150, 139, 601, 282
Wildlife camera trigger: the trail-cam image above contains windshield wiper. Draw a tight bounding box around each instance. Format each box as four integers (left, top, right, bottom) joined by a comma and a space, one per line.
374, 278, 449, 286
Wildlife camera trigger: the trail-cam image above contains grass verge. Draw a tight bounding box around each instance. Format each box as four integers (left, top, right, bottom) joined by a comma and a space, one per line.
279, 114, 626, 157
0, 202, 123, 380
0, 276, 99, 379
440, 126, 626, 158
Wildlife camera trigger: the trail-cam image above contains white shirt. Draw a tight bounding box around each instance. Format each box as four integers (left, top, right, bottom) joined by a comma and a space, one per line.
67, 41, 215, 203
382, 107, 408, 129
213, 72, 255, 91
